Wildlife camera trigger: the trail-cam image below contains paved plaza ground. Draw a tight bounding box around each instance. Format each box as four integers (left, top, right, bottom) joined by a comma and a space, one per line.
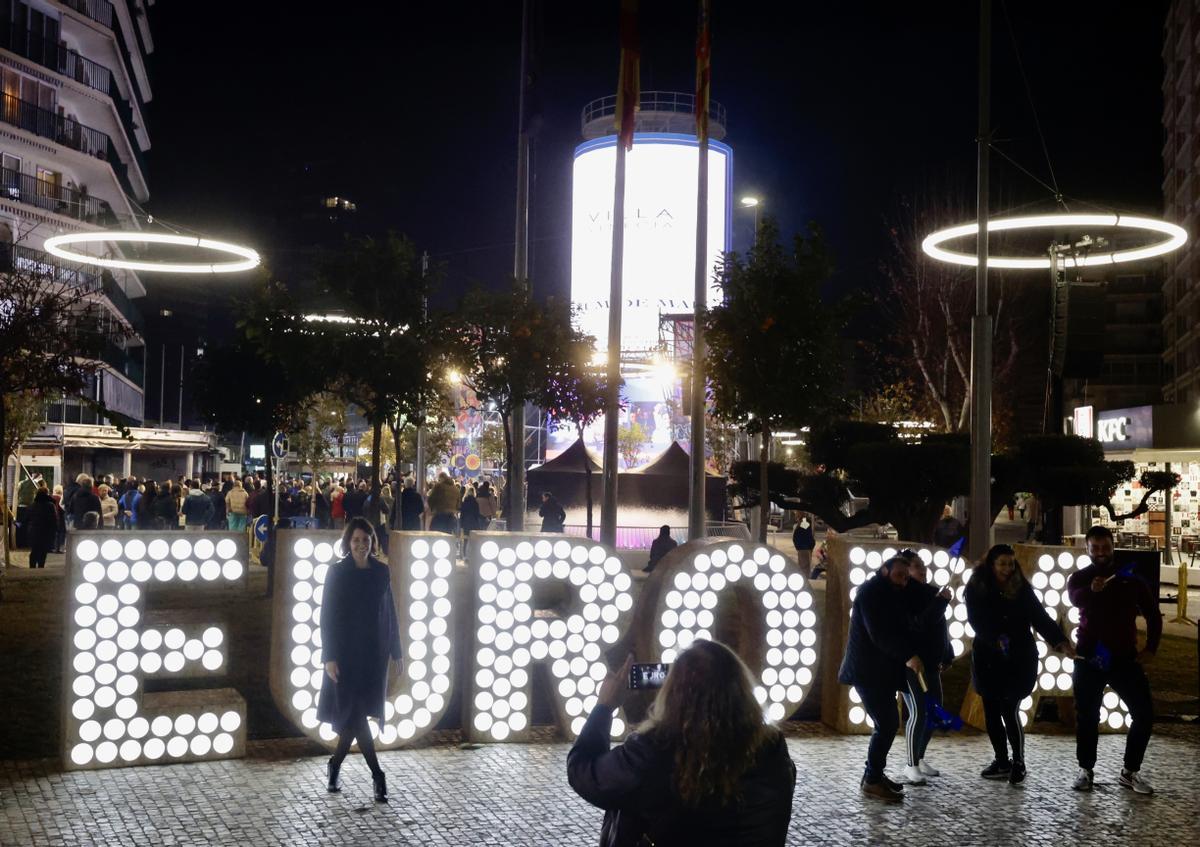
2, 724, 1198, 846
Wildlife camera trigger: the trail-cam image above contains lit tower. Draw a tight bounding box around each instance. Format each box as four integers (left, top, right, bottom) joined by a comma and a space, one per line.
571, 91, 731, 360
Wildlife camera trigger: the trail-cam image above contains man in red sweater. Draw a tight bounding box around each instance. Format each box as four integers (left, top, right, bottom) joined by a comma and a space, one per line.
1067, 525, 1162, 795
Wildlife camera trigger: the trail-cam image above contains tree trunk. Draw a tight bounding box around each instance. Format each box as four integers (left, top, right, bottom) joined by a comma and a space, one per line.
369, 417, 383, 501
1, 395, 9, 571
390, 422, 404, 529
502, 410, 514, 524
583, 446, 594, 539
758, 423, 770, 543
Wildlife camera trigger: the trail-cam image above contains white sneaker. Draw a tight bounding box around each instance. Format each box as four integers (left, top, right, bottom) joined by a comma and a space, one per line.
902, 765, 927, 785
1119, 769, 1153, 795
918, 759, 940, 777
1072, 768, 1094, 792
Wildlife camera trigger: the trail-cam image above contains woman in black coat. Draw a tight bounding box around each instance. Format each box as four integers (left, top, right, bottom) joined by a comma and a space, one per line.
568, 640, 796, 847
459, 487, 481, 537
965, 544, 1074, 785
319, 516, 402, 802
136, 481, 157, 530
26, 490, 57, 568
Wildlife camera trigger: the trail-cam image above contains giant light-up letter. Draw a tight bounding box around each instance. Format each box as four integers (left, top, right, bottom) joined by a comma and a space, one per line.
63, 533, 248, 770
640, 541, 819, 722
466, 533, 634, 742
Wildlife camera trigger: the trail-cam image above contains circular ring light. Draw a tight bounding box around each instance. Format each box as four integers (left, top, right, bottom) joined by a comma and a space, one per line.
921, 213, 1187, 270
43, 232, 260, 274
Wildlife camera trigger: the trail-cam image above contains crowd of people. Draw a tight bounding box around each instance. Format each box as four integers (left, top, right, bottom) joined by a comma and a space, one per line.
838, 525, 1161, 801
12, 468, 561, 557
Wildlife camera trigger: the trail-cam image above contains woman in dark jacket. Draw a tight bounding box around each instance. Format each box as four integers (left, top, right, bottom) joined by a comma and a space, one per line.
26, 490, 58, 568
568, 640, 796, 847
319, 516, 403, 803
899, 550, 955, 785
136, 482, 157, 529
965, 544, 1074, 785
459, 487, 481, 537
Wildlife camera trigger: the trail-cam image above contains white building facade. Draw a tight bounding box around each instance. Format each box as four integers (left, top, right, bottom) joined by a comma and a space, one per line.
2, 0, 215, 497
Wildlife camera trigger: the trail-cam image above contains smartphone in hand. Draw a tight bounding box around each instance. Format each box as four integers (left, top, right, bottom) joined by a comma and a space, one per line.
629, 663, 670, 690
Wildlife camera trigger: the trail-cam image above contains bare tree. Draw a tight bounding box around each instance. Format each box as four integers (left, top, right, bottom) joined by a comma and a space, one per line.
880, 193, 1021, 433
0, 248, 134, 573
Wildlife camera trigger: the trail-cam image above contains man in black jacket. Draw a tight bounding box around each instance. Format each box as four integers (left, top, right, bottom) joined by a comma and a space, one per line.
838, 555, 924, 801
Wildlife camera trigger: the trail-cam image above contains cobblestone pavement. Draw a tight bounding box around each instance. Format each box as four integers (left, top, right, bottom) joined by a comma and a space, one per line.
2, 724, 1197, 846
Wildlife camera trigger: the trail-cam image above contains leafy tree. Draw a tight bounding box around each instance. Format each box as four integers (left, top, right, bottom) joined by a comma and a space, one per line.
545, 347, 608, 535
478, 420, 507, 472
2, 391, 46, 566
316, 233, 444, 502
450, 280, 583, 529
705, 414, 740, 477
617, 422, 647, 469
1013, 435, 1178, 544
289, 392, 347, 515
1, 258, 135, 572
706, 219, 848, 541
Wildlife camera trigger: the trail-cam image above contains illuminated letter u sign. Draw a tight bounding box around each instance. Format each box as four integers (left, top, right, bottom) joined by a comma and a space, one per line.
270, 531, 458, 749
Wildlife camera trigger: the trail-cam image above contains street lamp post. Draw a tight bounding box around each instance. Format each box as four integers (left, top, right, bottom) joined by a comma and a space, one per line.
740, 196, 760, 245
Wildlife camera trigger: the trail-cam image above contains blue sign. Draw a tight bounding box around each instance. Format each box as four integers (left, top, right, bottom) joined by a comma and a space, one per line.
254, 515, 270, 542
271, 431, 288, 459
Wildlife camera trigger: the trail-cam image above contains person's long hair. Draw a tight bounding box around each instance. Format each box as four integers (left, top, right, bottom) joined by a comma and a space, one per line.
638, 639, 778, 808
970, 543, 1023, 598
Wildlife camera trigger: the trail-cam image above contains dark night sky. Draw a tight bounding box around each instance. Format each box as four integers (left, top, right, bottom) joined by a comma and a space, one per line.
141, 1, 1168, 307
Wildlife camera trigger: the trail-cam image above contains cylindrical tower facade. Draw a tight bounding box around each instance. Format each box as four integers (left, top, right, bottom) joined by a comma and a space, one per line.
570, 92, 732, 355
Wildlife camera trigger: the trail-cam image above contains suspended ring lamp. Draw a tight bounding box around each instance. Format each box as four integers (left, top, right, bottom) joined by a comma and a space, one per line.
921, 213, 1187, 270
42, 231, 260, 274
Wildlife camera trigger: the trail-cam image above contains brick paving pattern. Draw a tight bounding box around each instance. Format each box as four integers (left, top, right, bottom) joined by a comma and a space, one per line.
1, 724, 1198, 846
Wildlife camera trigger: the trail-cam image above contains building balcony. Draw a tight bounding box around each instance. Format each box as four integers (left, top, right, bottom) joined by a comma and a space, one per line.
1, 239, 99, 290
0, 89, 135, 199
0, 22, 147, 173
0, 241, 143, 334
1, 166, 123, 226
58, 0, 115, 31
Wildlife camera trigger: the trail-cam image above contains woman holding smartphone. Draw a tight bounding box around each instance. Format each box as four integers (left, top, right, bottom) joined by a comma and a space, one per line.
567, 640, 796, 846
965, 544, 1074, 785
319, 517, 403, 802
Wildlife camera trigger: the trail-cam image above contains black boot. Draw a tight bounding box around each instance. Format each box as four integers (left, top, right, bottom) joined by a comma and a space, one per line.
373, 771, 388, 803
327, 759, 341, 793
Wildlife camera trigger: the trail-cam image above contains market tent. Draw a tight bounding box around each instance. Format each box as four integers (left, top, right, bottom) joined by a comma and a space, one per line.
624, 441, 726, 519
525, 437, 603, 514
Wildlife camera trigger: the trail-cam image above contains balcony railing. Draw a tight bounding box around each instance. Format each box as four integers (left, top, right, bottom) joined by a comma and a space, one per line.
0, 24, 149, 182
1, 88, 112, 158
100, 271, 144, 333
1, 241, 144, 335
0, 240, 100, 291
0, 24, 112, 95
101, 340, 144, 385
0, 166, 120, 225
58, 0, 115, 30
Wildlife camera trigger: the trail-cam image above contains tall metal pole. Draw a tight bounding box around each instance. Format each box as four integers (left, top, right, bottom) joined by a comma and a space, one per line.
968, 0, 993, 561
415, 251, 428, 504
509, 0, 533, 531
688, 139, 709, 540
601, 144, 627, 547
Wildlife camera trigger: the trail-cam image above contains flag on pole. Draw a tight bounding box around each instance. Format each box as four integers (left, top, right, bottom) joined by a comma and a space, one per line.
615, 0, 640, 151
694, 0, 711, 143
